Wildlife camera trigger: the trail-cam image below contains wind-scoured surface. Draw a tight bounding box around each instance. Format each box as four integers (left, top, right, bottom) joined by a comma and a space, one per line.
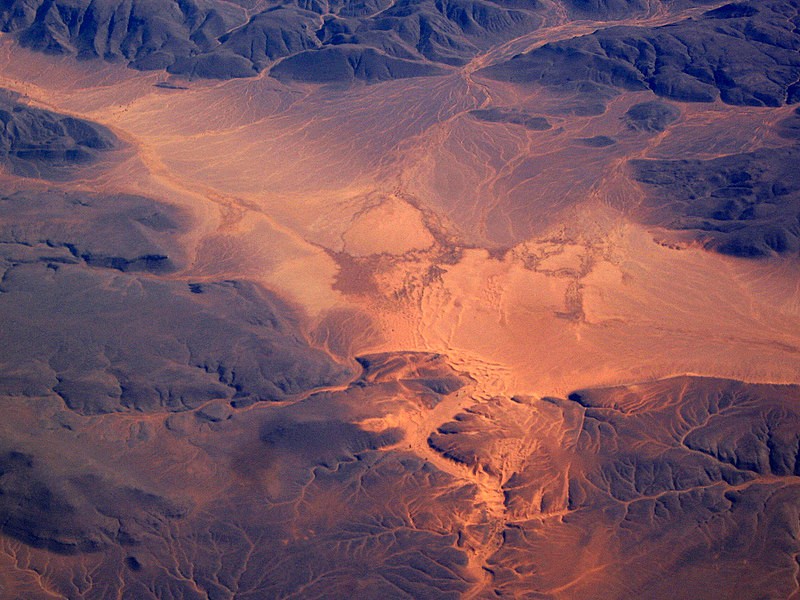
0, 1, 798, 598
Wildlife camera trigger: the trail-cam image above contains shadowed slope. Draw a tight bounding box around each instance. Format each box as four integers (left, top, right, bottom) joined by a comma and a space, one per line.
0, 0, 722, 81
0, 88, 117, 178
481, 0, 800, 108
631, 145, 800, 257
0, 185, 353, 414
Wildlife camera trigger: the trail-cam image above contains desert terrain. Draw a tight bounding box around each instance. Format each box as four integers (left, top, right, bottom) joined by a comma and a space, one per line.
0, 0, 798, 597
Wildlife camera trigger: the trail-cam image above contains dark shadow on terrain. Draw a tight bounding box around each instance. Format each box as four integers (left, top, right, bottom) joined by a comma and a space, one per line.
0, 89, 118, 178
481, 1, 800, 109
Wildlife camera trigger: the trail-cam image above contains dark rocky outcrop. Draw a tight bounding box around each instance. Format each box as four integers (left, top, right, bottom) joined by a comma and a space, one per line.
0, 187, 353, 414
0, 0, 720, 83
0, 449, 187, 554
623, 100, 680, 132
631, 146, 800, 258
481, 1, 800, 108
0, 89, 117, 178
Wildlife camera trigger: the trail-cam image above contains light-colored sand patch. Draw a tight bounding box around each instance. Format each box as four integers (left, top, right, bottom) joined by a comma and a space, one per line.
347, 215, 800, 399
342, 196, 435, 256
